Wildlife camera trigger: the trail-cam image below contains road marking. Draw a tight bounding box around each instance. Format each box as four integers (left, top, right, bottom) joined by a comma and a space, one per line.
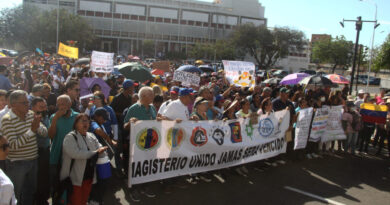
284, 186, 346, 205
302, 168, 343, 189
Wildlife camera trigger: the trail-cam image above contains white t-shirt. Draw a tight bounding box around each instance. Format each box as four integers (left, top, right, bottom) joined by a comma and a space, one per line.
354, 97, 364, 109
158, 100, 172, 115
0, 169, 17, 205
162, 99, 190, 121
52, 75, 65, 89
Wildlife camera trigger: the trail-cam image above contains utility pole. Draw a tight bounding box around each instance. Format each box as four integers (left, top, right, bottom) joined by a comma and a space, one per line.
340, 16, 377, 95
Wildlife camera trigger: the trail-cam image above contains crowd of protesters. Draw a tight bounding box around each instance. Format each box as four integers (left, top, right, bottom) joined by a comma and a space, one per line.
0, 53, 389, 205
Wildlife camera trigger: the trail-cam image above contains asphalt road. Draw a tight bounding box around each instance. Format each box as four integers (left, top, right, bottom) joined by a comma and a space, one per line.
103, 146, 390, 205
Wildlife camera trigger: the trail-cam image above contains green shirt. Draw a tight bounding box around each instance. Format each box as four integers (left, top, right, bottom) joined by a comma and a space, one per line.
124, 103, 156, 123
49, 109, 79, 165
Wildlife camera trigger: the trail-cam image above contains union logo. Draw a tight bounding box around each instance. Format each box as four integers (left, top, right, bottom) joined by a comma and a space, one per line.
190, 127, 208, 147
136, 128, 160, 150
166, 127, 185, 149
229, 122, 242, 143
258, 118, 274, 138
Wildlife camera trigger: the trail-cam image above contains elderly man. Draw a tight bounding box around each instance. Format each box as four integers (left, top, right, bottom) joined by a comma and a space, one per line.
48, 95, 79, 201
31, 97, 50, 205
0, 90, 42, 205
64, 80, 80, 112
28, 84, 44, 107
162, 88, 193, 121
123, 86, 156, 202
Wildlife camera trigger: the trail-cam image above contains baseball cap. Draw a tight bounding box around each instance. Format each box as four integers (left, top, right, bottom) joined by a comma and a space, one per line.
215, 94, 224, 102
280, 87, 290, 93
358, 89, 364, 94
123, 79, 134, 89
179, 88, 191, 96
263, 87, 272, 93
93, 107, 110, 121
170, 86, 180, 95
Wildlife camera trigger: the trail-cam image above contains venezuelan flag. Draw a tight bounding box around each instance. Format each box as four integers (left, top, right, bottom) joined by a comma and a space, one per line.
360, 103, 388, 124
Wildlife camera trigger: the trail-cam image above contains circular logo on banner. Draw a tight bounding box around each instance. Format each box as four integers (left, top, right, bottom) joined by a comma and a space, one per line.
258, 118, 274, 138
166, 127, 185, 150
190, 127, 208, 147
136, 128, 160, 150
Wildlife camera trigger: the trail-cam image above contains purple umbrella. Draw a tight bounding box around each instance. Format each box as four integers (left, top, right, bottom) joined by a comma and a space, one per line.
80, 77, 111, 99
280, 73, 310, 85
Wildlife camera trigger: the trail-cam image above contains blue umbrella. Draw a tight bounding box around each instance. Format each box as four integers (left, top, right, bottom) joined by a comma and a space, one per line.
198, 65, 214, 72
177, 65, 202, 73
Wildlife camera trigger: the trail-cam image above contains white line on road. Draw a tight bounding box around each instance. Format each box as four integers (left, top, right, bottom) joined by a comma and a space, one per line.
284, 186, 346, 205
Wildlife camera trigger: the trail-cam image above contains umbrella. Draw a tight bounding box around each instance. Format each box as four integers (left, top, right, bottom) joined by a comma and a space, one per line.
280, 73, 310, 85
177, 65, 202, 74
325, 74, 350, 84
80, 77, 111, 99
262, 78, 281, 85
299, 75, 338, 88
198, 65, 214, 72
151, 69, 165, 76
195, 60, 204, 65
74, 58, 90, 65
118, 62, 153, 82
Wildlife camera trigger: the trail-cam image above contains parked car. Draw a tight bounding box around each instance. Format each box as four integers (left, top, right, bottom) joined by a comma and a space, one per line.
362, 77, 381, 85
272, 70, 289, 78
1, 49, 18, 57
299, 70, 316, 75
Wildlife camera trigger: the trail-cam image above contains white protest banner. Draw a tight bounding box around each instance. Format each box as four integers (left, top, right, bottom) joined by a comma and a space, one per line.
322, 105, 346, 142
129, 110, 289, 186
309, 107, 329, 142
294, 107, 314, 150
91, 50, 114, 73
222, 60, 255, 87
173, 70, 200, 87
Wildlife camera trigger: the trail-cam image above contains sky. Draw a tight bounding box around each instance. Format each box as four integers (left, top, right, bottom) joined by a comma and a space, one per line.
2, 0, 390, 48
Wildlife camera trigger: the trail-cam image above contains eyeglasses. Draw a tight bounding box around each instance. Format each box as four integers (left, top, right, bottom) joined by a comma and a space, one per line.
36, 111, 47, 116
0, 143, 9, 151
15, 101, 29, 106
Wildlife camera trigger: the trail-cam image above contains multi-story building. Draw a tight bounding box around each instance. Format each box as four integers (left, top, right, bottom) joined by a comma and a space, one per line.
24, 0, 266, 57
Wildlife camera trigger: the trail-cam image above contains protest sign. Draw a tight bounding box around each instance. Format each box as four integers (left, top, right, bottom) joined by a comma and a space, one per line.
173, 70, 200, 87
58, 42, 78, 59
129, 110, 290, 186
322, 105, 346, 142
222, 60, 255, 87
309, 107, 329, 142
294, 108, 314, 150
91, 51, 114, 73
152, 61, 170, 72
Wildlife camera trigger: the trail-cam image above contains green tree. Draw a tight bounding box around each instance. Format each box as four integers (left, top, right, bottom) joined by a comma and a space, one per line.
0, 5, 95, 51
373, 34, 390, 72
231, 23, 306, 70
312, 36, 354, 73
142, 40, 155, 57
188, 42, 214, 59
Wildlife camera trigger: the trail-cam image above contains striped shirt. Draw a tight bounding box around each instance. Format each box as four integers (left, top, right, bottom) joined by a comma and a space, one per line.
0, 110, 38, 161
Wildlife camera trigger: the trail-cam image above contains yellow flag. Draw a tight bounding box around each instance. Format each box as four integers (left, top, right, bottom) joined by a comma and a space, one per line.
58, 42, 79, 59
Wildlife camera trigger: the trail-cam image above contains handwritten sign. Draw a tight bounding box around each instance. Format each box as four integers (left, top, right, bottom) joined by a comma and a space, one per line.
222, 60, 255, 87
323, 105, 346, 142
173, 70, 200, 87
91, 51, 114, 73
58, 42, 78, 59
310, 107, 329, 142
294, 108, 313, 150
152, 61, 170, 72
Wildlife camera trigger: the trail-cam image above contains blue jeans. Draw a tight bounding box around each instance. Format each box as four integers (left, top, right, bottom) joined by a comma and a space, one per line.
6, 159, 38, 205
345, 132, 358, 154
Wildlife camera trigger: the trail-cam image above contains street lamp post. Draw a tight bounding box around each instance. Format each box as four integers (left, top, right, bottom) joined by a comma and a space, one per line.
340, 16, 377, 95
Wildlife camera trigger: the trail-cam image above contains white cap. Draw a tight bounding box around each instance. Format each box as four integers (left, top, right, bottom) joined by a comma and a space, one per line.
358, 89, 364, 94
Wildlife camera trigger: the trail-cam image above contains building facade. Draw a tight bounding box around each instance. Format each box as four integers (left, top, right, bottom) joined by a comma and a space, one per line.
24, 0, 266, 57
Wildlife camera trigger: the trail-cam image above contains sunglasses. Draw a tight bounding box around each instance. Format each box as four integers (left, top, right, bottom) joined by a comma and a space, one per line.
0, 143, 9, 151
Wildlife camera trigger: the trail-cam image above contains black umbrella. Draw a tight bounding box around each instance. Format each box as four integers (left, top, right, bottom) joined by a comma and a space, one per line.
198, 65, 214, 72
299, 75, 338, 88
74, 58, 90, 65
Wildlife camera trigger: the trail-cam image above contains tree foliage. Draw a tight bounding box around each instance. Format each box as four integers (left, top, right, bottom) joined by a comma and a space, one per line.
311, 36, 354, 73
0, 5, 95, 51
188, 40, 236, 61
373, 34, 390, 72
142, 40, 155, 57
231, 23, 306, 70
